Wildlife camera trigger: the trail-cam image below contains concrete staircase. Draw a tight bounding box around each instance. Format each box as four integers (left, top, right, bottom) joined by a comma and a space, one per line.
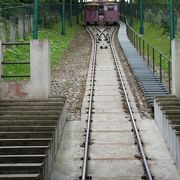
0, 96, 66, 180
154, 96, 180, 167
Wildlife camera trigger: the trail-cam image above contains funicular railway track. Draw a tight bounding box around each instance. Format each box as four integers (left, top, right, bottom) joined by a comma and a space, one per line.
81, 25, 153, 180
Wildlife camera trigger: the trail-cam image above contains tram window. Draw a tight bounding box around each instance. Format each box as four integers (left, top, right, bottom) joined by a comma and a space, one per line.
114, 5, 118, 10
108, 6, 114, 11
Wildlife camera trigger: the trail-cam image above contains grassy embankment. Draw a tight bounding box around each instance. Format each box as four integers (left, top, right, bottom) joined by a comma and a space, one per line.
3, 18, 82, 79
129, 18, 174, 73
132, 18, 170, 58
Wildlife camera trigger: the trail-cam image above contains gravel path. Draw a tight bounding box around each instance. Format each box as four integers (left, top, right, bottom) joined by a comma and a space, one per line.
51, 29, 91, 121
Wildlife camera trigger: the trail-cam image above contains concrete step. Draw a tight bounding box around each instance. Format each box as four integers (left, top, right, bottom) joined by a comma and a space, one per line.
0, 146, 49, 155
0, 155, 47, 163
0, 102, 64, 107
0, 138, 52, 146
154, 96, 180, 166
0, 110, 61, 115
0, 115, 59, 120
0, 97, 65, 103
0, 120, 57, 126
0, 132, 53, 139
0, 96, 67, 179
0, 174, 40, 180
0, 163, 44, 174
161, 106, 180, 110
0, 106, 64, 111
0, 126, 56, 132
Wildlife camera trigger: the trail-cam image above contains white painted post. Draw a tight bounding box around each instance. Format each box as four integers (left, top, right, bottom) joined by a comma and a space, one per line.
18, 15, 24, 39
30, 40, 50, 99
1, 18, 6, 43
30, 14, 34, 32
172, 39, 180, 97
24, 15, 30, 34
10, 17, 16, 42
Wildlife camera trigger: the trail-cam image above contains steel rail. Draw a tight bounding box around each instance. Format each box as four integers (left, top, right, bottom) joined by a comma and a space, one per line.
109, 27, 153, 180
81, 26, 98, 180
95, 26, 108, 38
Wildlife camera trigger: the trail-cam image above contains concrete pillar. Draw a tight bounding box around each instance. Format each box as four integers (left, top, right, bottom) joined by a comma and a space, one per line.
30, 40, 50, 99
30, 14, 34, 32
1, 18, 6, 42
10, 17, 16, 42
172, 39, 180, 97
24, 15, 30, 34
18, 15, 24, 39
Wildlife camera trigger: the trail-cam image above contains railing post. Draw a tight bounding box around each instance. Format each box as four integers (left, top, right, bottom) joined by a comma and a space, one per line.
147, 44, 149, 66
33, 0, 39, 39
61, 0, 65, 35
152, 48, 155, 73
0, 41, 2, 79
139, 37, 141, 55
169, 0, 175, 54
69, 0, 72, 27
139, 0, 144, 35
143, 40, 144, 59
160, 54, 162, 82
130, 0, 133, 27
76, 1, 79, 24
168, 60, 171, 93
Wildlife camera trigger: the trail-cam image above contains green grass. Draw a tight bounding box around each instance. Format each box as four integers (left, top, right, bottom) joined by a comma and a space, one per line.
132, 18, 170, 58
3, 17, 82, 79
126, 17, 172, 78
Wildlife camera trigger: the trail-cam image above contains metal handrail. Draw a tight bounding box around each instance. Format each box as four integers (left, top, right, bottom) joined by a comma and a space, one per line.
120, 15, 171, 93
2, 61, 30, 65
1, 42, 30, 79
2, 42, 30, 46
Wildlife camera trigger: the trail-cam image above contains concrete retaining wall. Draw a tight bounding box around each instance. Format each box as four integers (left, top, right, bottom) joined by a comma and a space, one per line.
0, 40, 51, 100
154, 96, 180, 166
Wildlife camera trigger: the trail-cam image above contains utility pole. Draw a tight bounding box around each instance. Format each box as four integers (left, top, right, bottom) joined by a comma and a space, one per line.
130, 0, 133, 27
139, 0, 144, 35
33, 0, 39, 39
169, 0, 175, 52
69, 0, 72, 27
76, 0, 79, 24
61, 0, 65, 35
